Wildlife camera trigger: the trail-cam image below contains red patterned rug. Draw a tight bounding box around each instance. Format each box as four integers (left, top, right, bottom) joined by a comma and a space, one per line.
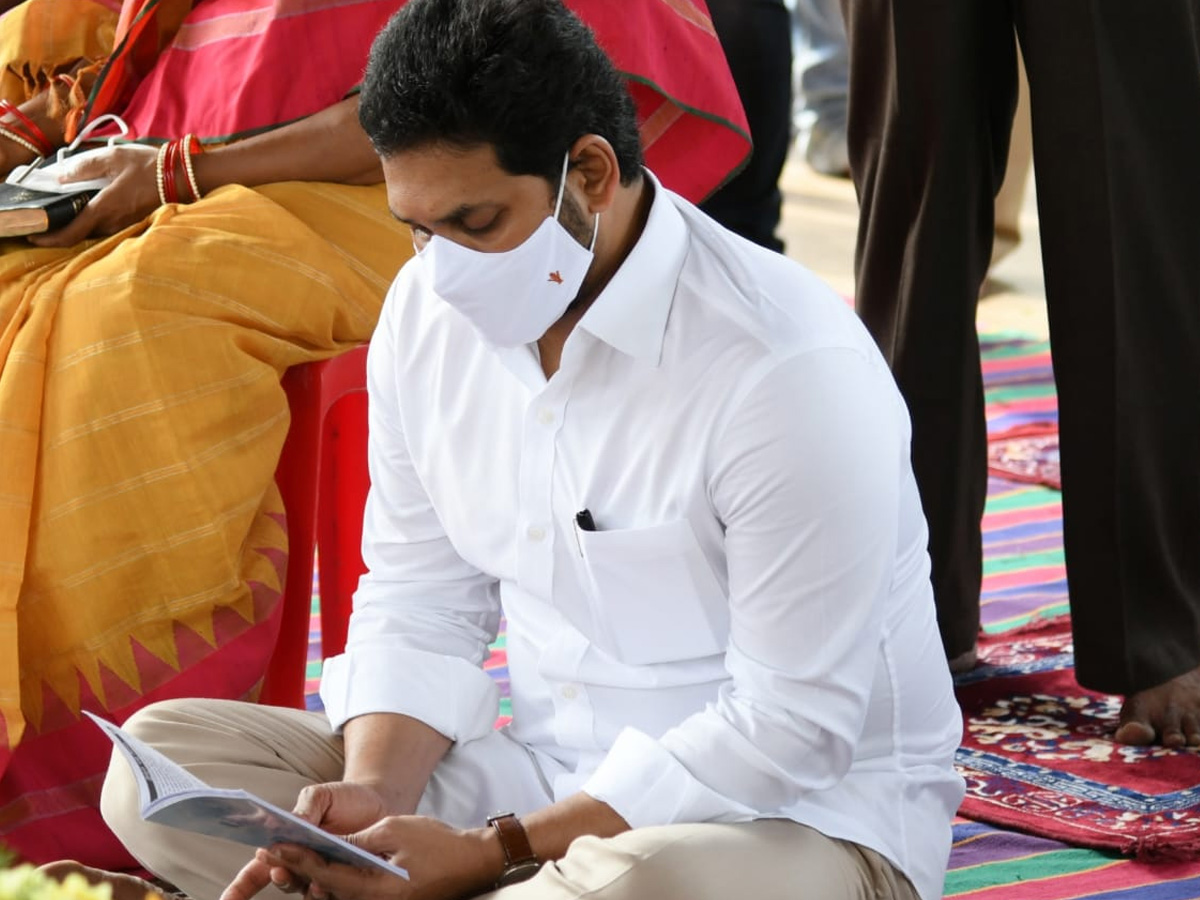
955, 620, 1200, 860
987, 429, 1061, 490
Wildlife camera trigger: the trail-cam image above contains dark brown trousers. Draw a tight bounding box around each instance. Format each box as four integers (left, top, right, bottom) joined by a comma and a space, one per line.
841, 0, 1200, 694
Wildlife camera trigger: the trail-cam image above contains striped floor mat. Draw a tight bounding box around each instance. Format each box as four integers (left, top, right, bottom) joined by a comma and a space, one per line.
947, 820, 1200, 899
982, 335, 1055, 440
980, 334, 1066, 632
981, 477, 1066, 634
984, 335, 1061, 490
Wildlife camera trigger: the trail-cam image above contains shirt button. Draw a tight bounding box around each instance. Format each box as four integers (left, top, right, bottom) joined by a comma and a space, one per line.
561, 684, 579, 700
526, 525, 546, 542
537, 408, 555, 425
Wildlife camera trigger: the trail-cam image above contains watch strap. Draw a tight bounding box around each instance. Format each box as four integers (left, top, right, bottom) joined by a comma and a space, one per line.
488, 812, 537, 867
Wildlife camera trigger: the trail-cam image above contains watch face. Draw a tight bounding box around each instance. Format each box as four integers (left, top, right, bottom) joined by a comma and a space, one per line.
497, 860, 542, 887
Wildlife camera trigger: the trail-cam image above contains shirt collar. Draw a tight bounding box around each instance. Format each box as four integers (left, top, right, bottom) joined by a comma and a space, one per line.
575, 169, 688, 367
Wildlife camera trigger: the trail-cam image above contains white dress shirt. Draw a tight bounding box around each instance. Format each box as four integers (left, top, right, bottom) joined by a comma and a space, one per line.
321, 172, 964, 900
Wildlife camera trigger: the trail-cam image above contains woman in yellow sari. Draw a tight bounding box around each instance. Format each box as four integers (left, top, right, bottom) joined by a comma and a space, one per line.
0, 0, 748, 869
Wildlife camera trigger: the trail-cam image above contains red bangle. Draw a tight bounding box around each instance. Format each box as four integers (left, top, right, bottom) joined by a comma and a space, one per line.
172, 139, 185, 203
162, 139, 181, 203
0, 99, 53, 156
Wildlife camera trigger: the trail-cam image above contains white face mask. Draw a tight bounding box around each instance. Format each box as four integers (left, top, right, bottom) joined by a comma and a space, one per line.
417, 152, 599, 348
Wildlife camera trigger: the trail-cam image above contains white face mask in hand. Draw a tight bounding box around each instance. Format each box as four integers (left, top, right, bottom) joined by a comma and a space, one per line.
418, 152, 599, 348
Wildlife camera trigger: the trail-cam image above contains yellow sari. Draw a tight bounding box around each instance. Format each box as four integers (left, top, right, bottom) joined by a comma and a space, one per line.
0, 179, 412, 863
0, 0, 413, 867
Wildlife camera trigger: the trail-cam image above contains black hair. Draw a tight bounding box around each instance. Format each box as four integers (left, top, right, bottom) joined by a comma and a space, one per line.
359, 0, 644, 186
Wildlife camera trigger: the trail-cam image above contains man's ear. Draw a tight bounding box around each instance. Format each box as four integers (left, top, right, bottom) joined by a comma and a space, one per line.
568, 134, 622, 214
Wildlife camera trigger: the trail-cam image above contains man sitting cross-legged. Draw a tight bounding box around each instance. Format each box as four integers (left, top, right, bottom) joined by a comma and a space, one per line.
97, 1, 964, 898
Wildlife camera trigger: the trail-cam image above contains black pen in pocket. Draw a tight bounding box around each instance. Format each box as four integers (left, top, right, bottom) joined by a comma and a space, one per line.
573, 508, 596, 556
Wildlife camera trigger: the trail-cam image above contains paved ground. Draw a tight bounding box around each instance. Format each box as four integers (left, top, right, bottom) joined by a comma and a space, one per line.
777, 151, 1051, 341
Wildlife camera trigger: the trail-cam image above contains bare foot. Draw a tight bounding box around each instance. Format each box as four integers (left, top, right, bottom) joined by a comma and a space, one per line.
37, 861, 178, 900
1113, 666, 1200, 748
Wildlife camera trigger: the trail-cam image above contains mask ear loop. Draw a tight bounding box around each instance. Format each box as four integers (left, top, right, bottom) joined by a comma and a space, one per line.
555, 151, 601, 253
57, 113, 131, 163
552, 151, 571, 219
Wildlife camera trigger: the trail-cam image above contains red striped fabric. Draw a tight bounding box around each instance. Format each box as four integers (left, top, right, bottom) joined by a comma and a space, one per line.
88, 0, 750, 203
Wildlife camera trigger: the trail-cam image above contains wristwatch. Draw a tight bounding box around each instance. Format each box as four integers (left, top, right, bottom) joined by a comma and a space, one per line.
486, 811, 542, 887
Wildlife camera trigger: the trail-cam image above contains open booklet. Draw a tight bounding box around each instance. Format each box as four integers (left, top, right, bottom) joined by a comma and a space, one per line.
85, 712, 409, 880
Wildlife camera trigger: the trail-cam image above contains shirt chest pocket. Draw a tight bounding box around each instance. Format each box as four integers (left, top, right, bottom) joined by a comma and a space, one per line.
576, 518, 728, 665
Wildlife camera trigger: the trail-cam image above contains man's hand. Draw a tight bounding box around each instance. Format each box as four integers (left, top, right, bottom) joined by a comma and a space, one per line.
294, 781, 407, 834
228, 816, 502, 900
221, 782, 409, 900
28, 144, 159, 248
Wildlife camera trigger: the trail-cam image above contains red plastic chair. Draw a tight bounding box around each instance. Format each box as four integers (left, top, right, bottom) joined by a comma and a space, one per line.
260, 346, 371, 708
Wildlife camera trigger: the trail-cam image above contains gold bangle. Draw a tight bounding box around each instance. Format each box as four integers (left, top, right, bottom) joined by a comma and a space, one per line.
154, 142, 169, 206
0, 126, 43, 160
181, 133, 202, 201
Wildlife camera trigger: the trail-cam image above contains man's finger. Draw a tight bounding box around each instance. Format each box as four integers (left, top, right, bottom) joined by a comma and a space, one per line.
270, 863, 308, 895
265, 845, 391, 900
293, 783, 333, 824
220, 857, 275, 900
343, 819, 396, 856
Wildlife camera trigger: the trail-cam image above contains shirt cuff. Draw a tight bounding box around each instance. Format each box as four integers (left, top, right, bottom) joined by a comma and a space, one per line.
580, 727, 756, 828
320, 645, 499, 743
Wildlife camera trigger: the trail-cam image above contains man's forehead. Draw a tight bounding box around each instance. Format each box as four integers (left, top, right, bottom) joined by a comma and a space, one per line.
386, 141, 504, 178
382, 143, 524, 220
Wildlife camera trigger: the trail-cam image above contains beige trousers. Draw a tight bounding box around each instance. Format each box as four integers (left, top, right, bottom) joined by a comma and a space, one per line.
101, 699, 919, 900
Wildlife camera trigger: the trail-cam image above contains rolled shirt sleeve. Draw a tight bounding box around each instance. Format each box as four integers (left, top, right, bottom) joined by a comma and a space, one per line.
320, 291, 502, 742
583, 348, 909, 827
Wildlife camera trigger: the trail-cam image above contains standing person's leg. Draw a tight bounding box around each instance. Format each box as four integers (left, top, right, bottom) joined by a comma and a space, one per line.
484, 820, 918, 900
840, 0, 1019, 665
1014, 0, 1200, 744
700, 0, 793, 252
790, 0, 850, 177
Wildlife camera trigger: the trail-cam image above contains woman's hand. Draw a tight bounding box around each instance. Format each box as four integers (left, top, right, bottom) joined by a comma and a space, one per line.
0, 91, 65, 179
28, 143, 161, 247
224, 816, 501, 900
0, 137, 40, 181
